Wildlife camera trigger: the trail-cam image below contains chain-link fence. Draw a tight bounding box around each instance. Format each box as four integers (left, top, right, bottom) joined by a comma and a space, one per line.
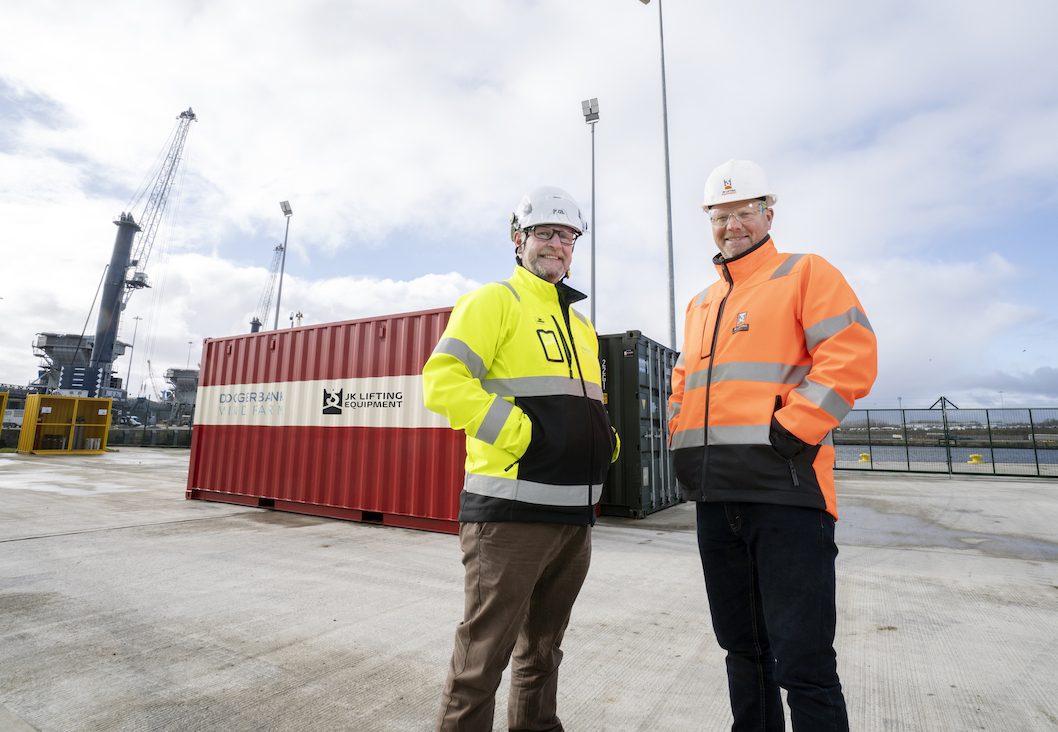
834, 408, 1058, 477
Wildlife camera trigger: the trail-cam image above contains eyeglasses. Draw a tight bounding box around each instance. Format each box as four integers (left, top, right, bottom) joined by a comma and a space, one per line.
530, 226, 579, 246
709, 203, 767, 227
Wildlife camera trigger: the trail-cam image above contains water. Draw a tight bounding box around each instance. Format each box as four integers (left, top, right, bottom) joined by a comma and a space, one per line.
835, 444, 1058, 476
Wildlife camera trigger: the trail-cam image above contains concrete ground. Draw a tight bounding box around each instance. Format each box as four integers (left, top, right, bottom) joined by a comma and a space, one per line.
1, 448, 1056, 731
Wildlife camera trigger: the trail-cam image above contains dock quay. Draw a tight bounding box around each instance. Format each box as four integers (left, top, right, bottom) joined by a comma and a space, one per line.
1, 448, 1056, 731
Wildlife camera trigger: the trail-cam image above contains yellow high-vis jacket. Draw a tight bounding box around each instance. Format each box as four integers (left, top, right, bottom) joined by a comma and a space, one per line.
669, 237, 877, 519
423, 265, 619, 525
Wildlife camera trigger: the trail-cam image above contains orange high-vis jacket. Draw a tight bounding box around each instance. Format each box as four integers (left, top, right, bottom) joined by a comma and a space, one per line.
668, 237, 877, 519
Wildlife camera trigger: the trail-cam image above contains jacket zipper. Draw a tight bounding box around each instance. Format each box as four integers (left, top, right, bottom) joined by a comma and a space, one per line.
700, 263, 734, 490
555, 290, 596, 522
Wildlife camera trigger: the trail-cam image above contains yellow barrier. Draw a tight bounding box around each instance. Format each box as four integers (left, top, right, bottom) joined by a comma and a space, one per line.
859, 453, 871, 462
968, 454, 983, 463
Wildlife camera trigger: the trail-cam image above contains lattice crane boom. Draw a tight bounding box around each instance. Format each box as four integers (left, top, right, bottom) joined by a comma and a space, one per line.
123, 107, 197, 304
255, 244, 285, 329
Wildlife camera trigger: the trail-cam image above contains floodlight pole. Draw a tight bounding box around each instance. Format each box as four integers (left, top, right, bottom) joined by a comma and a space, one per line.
274, 201, 293, 331
581, 98, 600, 324
640, 0, 677, 349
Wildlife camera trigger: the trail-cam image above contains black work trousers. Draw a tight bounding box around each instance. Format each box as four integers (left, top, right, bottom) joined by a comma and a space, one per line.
696, 501, 848, 732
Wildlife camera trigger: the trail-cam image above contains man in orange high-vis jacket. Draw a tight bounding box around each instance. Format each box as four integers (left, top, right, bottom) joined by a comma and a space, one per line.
669, 159, 876, 732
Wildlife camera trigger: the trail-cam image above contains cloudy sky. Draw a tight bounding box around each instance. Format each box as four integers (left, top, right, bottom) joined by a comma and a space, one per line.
1, 0, 1056, 409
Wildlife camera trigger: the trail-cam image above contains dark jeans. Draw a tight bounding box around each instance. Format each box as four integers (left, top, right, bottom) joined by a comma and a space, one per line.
696, 501, 848, 732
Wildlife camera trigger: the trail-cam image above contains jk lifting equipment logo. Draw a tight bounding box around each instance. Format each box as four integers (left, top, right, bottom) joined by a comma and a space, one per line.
733, 312, 749, 334
323, 388, 343, 415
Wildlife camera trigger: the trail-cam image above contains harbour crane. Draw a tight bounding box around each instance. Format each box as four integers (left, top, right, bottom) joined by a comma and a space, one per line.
145, 359, 163, 401
122, 108, 198, 305
251, 243, 285, 332
250, 201, 293, 332
66, 108, 197, 397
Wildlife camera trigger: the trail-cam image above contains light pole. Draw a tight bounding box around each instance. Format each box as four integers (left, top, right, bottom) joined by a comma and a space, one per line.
274, 201, 293, 330
639, 0, 677, 349
125, 315, 142, 393
187, 341, 194, 368
581, 98, 600, 324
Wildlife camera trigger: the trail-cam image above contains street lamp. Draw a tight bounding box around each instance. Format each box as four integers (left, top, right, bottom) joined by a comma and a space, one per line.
639, 0, 677, 349
581, 97, 600, 324
187, 341, 194, 368
274, 201, 293, 330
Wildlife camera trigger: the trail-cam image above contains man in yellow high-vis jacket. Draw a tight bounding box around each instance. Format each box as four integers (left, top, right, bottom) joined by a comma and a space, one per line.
424, 185, 619, 732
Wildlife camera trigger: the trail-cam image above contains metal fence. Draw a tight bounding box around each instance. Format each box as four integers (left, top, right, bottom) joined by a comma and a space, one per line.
107, 428, 193, 448
834, 408, 1058, 477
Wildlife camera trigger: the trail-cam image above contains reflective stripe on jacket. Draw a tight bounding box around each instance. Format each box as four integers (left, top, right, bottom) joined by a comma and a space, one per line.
668, 236, 877, 519
423, 265, 619, 525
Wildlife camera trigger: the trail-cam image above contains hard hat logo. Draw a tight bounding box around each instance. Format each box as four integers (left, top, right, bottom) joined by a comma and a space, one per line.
723, 179, 733, 191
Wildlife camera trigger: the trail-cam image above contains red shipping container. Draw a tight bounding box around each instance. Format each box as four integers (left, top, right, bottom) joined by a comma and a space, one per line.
186, 307, 464, 534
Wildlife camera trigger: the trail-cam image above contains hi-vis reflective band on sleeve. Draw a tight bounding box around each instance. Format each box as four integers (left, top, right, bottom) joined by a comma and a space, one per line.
804, 307, 874, 352
791, 378, 853, 421
475, 397, 514, 445
432, 338, 488, 381
195, 375, 448, 428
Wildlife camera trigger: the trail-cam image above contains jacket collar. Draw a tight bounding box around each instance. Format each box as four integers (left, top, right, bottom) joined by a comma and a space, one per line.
511, 265, 587, 305
712, 235, 777, 283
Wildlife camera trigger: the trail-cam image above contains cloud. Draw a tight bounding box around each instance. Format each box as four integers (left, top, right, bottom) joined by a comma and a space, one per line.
1, 0, 1056, 407
957, 367, 1058, 401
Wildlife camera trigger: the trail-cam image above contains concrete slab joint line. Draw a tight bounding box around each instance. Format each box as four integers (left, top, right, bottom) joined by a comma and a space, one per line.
0, 704, 39, 732
2, 448, 1058, 730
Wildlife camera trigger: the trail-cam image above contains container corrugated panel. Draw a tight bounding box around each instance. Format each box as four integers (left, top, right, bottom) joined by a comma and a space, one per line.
186, 306, 465, 534
598, 330, 681, 518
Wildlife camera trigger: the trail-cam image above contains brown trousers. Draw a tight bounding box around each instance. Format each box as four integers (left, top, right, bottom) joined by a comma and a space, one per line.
435, 521, 592, 732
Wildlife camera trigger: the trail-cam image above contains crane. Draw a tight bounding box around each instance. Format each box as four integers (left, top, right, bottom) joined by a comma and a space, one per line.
71, 108, 197, 398
251, 243, 285, 332
145, 360, 163, 401
123, 108, 198, 305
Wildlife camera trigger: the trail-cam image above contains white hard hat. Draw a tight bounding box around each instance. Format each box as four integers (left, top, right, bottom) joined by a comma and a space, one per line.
702, 159, 777, 210
510, 186, 587, 242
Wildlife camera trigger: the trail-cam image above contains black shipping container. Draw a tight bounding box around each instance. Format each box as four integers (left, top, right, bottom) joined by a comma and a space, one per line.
598, 330, 681, 518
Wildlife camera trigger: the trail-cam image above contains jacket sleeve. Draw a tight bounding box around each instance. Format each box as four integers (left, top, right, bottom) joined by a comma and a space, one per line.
668, 351, 686, 446
776, 255, 878, 446
668, 293, 698, 445
422, 285, 534, 459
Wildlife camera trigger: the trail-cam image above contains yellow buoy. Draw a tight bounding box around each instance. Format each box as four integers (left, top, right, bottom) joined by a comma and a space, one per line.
968, 454, 982, 463
859, 453, 871, 462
